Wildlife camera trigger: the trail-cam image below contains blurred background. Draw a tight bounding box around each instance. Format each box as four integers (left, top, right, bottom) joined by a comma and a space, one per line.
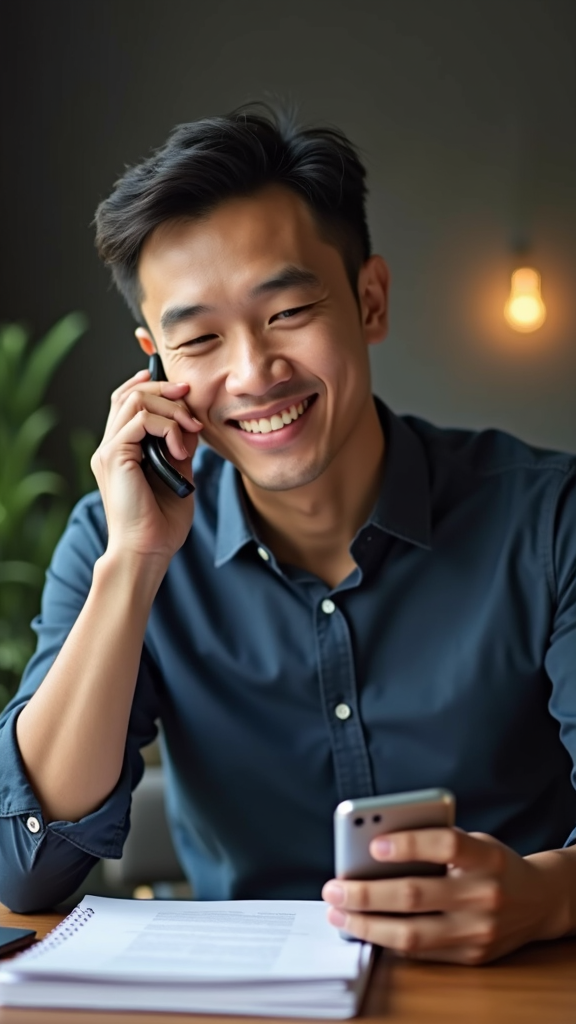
0, 0, 574, 900
2, 0, 575, 454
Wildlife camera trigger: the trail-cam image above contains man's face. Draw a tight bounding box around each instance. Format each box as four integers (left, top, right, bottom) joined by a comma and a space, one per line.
138, 186, 388, 493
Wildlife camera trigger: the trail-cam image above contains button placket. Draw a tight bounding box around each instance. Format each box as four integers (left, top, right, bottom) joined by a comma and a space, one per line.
315, 598, 374, 801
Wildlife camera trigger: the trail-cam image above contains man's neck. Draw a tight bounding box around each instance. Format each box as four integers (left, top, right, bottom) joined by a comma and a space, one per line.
241, 398, 385, 588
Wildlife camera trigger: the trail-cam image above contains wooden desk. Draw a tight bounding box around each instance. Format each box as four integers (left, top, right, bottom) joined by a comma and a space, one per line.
0, 904, 574, 1023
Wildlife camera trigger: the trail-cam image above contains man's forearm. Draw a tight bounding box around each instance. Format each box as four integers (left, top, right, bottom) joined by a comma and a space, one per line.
15, 551, 167, 824
526, 845, 576, 941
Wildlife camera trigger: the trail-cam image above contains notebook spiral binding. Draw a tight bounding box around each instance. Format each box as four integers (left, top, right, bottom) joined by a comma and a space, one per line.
15, 905, 95, 961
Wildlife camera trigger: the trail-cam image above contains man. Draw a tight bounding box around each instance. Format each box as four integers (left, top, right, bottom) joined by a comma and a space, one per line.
0, 106, 575, 965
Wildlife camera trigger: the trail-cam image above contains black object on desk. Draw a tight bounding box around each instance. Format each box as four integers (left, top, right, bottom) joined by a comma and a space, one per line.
0, 927, 36, 957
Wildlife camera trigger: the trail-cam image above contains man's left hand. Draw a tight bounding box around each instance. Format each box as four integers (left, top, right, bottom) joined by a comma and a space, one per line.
322, 828, 573, 964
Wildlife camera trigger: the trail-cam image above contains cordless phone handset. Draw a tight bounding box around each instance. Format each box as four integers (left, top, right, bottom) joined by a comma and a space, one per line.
140, 353, 195, 498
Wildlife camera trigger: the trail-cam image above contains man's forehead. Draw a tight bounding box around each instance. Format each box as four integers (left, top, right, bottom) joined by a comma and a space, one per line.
138, 188, 332, 317
141, 187, 318, 265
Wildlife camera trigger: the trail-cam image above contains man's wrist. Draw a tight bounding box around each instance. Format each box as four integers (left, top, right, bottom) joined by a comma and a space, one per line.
94, 548, 169, 607
525, 848, 576, 941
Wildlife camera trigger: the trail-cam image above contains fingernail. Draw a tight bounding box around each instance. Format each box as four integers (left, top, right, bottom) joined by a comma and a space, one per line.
373, 839, 393, 858
323, 882, 345, 906
327, 908, 347, 928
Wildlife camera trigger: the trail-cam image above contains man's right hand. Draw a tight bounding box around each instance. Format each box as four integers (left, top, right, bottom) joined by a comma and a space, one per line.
90, 368, 203, 565
16, 368, 203, 825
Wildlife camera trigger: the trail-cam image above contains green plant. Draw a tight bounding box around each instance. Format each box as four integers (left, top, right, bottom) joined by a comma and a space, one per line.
0, 313, 94, 709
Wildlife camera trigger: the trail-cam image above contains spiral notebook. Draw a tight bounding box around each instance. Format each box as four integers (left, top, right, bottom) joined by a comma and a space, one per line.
0, 895, 374, 1018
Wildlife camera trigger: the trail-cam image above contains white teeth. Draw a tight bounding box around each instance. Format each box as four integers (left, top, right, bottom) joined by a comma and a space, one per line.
238, 397, 312, 434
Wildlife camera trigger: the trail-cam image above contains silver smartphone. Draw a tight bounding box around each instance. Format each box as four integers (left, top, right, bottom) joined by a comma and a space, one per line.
334, 787, 456, 881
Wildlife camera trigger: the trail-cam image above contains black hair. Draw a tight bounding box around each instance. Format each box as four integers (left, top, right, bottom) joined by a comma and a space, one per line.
94, 103, 372, 321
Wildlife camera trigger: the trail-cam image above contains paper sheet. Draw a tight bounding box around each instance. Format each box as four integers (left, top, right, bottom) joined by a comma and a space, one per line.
13, 896, 365, 983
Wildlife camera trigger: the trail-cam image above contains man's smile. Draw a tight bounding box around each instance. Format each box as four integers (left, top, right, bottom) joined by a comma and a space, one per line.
225, 393, 319, 448
227, 392, 318, 430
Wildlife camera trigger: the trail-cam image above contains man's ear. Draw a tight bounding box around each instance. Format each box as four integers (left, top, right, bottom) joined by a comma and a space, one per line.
135, 327, 156, 356
357, 255, 389, 346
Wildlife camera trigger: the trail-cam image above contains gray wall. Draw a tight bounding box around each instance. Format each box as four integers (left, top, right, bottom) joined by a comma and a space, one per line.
2, 0, 575, 460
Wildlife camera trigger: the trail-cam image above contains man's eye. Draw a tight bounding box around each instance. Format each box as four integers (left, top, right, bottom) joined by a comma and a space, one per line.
272, 305, 310, 322
182, 334, 218, 347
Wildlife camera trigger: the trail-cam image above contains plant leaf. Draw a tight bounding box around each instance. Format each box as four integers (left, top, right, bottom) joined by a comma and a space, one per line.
0, 636, 34, 674
70, 427, 97, 498
29, 500, 70, 570
0, 324, 29, 412
13, 312, 88, 418
7, 472, 64, 521
0, 407, 58, 492
0, 561, 44, 587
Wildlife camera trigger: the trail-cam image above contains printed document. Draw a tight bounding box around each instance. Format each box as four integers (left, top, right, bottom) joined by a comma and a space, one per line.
0, 895, 374, 1017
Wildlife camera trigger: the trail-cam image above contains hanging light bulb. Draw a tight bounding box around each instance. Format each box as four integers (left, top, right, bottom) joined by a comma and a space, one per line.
504, 267, 546, 332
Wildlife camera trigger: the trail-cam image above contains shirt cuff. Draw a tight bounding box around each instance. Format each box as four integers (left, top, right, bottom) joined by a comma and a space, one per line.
0, 704, 132, 860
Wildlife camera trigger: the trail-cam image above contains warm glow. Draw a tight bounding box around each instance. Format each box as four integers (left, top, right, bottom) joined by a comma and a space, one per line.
133, 884, 154, 899
504, 267, 546, 332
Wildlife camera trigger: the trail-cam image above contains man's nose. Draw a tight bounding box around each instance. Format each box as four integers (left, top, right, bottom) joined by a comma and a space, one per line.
225, 330, 292, 397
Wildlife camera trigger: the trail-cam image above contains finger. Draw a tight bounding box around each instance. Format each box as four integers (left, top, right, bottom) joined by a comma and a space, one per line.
323, 873, 500, 915
111, 409, 194, 462
105, 389, 202, 443
109, 368, 152, 406
326, 907, 497, 958
108, 377, 192, 432
369, 828, 505, 873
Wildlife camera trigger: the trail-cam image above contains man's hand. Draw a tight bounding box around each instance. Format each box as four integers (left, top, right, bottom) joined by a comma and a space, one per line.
322, 828, 575, 964
17, 367, 204, 824
91, 368, 203, 565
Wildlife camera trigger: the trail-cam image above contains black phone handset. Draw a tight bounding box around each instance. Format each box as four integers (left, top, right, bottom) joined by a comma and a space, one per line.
140, 354, 195, 498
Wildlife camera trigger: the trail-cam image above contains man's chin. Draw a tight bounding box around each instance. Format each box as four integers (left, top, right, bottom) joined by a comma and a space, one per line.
204, 432, 332, 493
239, 458, 331, 494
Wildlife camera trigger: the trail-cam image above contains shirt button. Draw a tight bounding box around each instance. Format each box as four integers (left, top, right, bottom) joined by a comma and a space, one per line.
26, 816, 41, 834
321, 598, 336, 614
335, 703, 352, 721
257, 547, 270, 561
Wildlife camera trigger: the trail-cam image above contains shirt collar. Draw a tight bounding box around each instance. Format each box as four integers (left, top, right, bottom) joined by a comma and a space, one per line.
214, 458, 256, 567
214, 396, 432, 567
369, 398, 432, 549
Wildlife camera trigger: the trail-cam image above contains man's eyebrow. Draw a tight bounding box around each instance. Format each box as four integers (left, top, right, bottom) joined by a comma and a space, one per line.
160, 303, 212, 335
249, 266, 321, 298
160, 267, 321, 336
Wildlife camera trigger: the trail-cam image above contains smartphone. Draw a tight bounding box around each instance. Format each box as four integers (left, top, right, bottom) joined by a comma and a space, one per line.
334, 788, 456, 882
0, 926, 36, 957
140, 354, 195, 498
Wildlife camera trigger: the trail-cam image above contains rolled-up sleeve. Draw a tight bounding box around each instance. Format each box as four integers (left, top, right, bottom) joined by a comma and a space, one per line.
0, 493, 160, 912
544, 470, 576, 848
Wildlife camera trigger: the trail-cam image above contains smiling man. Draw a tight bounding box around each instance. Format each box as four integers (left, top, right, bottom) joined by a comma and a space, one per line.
1, 106, 575, 965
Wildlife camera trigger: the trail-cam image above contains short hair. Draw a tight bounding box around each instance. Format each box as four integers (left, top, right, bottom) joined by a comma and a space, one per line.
94, 103, 372, 322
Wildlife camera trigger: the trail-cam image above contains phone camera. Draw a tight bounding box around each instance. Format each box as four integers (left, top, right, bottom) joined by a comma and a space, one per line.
353, 817, 364, 827
372, 814, 382, 824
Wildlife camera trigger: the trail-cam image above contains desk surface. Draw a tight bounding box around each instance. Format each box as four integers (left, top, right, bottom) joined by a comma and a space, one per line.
0, 904, 574, 1023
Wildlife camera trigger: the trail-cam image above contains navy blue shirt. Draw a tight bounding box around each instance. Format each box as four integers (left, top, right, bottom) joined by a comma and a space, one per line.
1, 400, 575, 913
